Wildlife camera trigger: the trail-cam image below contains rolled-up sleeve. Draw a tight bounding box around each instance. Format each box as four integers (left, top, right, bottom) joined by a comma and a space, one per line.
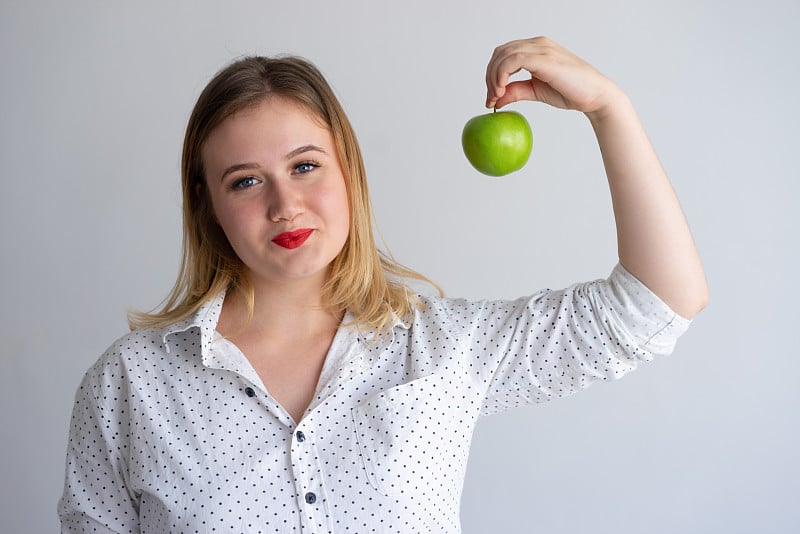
474, 263, 691, 416
600, 263, 692, 356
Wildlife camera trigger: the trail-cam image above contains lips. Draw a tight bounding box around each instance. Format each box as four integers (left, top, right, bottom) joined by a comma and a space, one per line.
271, 228, 314, 249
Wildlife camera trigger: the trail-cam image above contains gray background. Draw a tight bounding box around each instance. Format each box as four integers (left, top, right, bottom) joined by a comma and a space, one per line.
2, 0, 798, 532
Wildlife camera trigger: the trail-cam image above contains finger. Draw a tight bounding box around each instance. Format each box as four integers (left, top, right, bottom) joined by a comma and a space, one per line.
484, 40, 530, 107
485, 39, 551, 108
493, 79, 536, 109
485, 45, 509, 108
485, 72, 515, 109
487, 62, 529, 108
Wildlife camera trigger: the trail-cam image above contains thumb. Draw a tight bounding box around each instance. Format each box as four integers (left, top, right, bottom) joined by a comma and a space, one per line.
492, 80, 537, 109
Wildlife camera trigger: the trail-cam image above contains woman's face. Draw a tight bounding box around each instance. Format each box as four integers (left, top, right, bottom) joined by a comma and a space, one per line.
202, 96, 350, 289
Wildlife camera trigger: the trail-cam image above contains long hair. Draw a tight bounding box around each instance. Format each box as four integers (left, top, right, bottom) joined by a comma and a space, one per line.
128, 55, 438, 332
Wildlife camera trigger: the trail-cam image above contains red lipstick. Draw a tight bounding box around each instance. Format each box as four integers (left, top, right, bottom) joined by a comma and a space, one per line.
272, 228, 313, 249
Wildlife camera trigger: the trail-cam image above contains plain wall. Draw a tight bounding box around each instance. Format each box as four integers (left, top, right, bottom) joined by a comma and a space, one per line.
1, 0, 798, 532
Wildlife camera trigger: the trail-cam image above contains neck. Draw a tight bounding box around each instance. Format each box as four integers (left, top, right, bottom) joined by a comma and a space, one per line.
217, 271, 342, 343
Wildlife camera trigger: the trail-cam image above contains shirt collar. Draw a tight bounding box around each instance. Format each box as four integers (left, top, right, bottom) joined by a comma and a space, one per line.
162, 291, 226, 356
353, 309, 412, 351
160, 291, 413, 356
394, 310, 412, 330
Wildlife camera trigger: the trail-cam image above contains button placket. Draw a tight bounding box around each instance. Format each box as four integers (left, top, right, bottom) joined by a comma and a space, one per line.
242, 383, 295, 427
291, 425, 315, 492
290, 424, 331, 530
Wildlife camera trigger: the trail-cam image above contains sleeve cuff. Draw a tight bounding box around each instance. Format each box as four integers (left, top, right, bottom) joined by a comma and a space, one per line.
606, 263, 693, 357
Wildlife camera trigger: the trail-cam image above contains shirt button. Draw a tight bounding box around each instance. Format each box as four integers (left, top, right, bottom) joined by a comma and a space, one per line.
304, 492, 317, 504
296, 431, 306, 442
244, 387, 255, 397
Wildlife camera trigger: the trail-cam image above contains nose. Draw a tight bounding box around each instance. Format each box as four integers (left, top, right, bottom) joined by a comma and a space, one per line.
267, 180, 303, 223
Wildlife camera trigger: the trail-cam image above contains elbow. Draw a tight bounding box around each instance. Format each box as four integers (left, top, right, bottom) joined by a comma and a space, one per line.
698, 284, 710, 312
696, 284, 710, 315
680, 282, 710, 320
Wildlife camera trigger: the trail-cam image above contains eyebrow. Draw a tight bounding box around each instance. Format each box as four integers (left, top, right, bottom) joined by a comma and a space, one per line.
219, 144, 328, 182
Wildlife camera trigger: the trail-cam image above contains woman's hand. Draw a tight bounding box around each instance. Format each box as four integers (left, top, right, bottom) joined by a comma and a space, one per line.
485, 36, 622, 119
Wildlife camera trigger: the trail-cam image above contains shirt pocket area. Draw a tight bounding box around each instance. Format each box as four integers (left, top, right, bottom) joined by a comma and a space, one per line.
351, 372, 465, 498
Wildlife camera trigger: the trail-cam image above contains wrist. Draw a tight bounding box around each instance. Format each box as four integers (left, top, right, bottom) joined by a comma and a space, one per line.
585, 85, 632, 124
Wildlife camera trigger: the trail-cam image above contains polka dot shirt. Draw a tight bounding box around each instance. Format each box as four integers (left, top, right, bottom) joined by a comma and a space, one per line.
58, 264, 690, 533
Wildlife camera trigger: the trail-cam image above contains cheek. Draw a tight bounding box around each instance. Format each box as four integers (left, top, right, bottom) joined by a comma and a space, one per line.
214, 203, 260, 245
327, 198, 351, 243
321, 181, 351, 231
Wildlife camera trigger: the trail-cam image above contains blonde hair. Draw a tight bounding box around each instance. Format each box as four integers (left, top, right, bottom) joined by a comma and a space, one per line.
128, 55, 438, 332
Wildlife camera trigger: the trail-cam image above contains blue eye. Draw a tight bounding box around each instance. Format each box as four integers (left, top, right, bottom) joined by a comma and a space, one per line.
295, 162, 318, 174
232, 176, 258, 190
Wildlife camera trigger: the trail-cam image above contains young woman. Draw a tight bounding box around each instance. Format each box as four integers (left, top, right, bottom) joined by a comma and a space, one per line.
59, 37, 708, 533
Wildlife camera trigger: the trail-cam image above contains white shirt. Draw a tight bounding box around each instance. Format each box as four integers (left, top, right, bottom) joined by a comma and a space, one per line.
58, 264, 690, 533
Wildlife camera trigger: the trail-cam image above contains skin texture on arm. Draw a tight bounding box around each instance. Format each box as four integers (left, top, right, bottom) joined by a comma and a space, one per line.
485, 37, 709, 319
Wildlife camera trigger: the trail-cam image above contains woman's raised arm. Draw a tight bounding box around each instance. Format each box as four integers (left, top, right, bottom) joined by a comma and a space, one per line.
485, 36, 708, 318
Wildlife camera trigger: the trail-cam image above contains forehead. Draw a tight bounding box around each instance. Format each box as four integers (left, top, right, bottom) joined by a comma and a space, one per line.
202, 96, 332, 164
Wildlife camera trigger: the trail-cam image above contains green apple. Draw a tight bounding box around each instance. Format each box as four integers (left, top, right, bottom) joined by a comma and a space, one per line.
461, 110, 533, 176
